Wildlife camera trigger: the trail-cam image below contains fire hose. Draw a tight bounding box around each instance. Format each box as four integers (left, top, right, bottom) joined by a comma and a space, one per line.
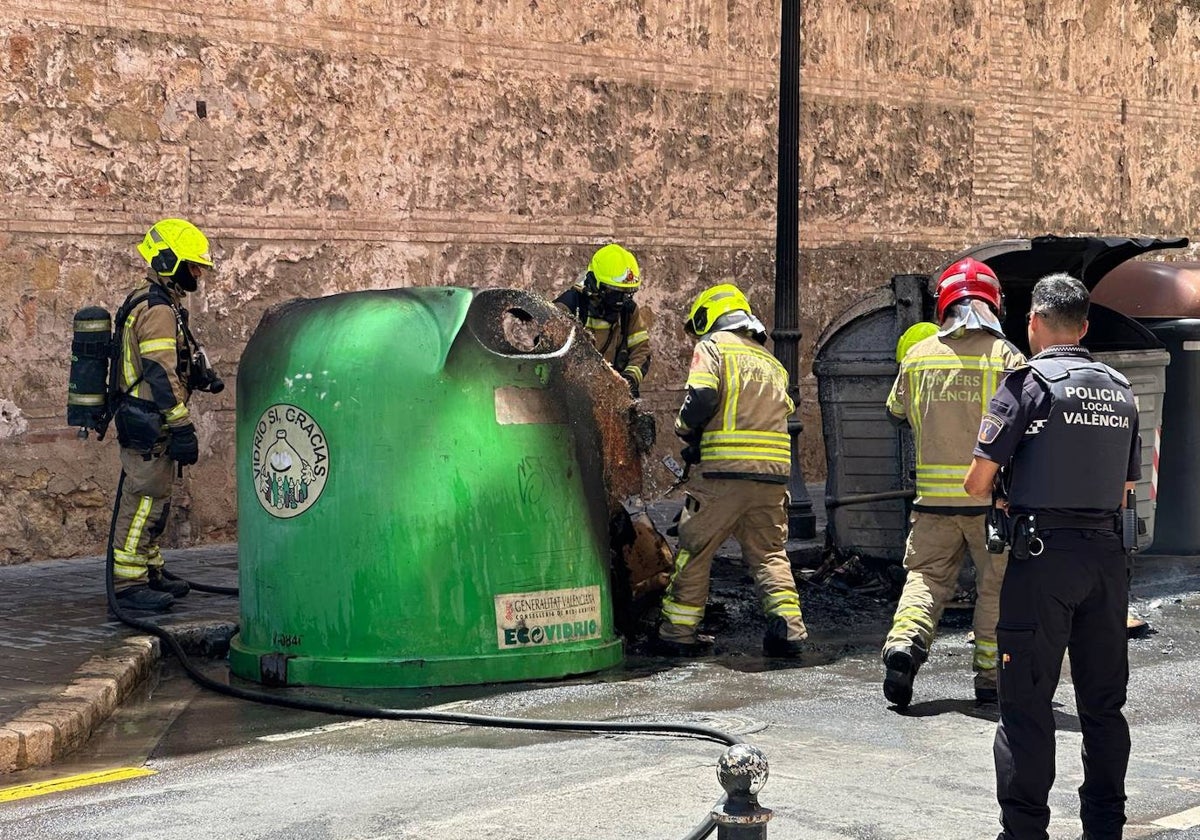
105, 470, 772, 839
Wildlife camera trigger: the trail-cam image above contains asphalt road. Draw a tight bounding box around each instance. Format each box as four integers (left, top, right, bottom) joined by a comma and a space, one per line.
2, 560, 1198, 840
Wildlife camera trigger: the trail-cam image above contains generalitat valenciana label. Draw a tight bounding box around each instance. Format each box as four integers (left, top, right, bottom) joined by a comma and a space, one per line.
494, 586, 602, 648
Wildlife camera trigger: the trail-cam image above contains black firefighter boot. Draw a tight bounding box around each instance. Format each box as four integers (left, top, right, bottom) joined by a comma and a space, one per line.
882, 641, 926, 709
112, 585, 174, 615
762, 615, 805, 658
148, 568, 190, 598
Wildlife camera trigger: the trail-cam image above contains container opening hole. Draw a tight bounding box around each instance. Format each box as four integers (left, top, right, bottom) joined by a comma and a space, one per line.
501, 307, 545, 353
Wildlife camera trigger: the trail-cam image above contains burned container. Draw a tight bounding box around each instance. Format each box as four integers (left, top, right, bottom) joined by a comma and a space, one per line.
815, 236, 1186, 563
228, 287, 624, 688
814, 275, 930, 562
1093, 260, 1200, 554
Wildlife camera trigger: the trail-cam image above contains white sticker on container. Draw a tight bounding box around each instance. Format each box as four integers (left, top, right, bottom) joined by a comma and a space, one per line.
494, 386, 566, 425
1183, 340, 1200, 351
495, 585, 602, 648
252, 404, 330, 519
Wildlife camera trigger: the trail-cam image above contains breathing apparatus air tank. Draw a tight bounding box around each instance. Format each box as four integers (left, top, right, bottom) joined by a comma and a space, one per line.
67, 306, 114, 438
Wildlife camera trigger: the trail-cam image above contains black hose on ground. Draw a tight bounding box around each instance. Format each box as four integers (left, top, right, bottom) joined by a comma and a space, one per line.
161, 567, 238, 596
106, 470, 736, 839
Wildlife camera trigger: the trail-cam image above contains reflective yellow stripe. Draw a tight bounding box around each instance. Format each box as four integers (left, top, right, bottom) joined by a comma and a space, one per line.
626, 330, 649, 348
703, 431, 790, 444
974, 639, 998, 669
122, 313, 138, 389
703, 447, 791, 458
165, 402, 189, 423
138, 338, 177, 354
74, 318, 111, 332
700, 449, 791, 464
908, 369, 923, 440
720, 344, 784, 365
916, 486, 973, 498
112, 558, 148, 581
892, 607, 936, 636
723, 351, 742, 431
903, 357, 1010, 372
123, 496, 153, 558
763, 591, 802, 618
67, 393, 106, 406
686, 372, 720, 390
701, 444, 791, 458
585, 317, 612, 330
623, 366, 644, 385
661, 597, 704, 626
668, 549, 692, 585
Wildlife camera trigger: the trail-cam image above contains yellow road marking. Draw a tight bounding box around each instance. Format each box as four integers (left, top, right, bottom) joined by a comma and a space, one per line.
0, 767, 155, 803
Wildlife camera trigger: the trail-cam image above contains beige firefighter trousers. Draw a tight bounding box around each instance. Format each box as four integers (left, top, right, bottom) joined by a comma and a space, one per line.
112, 446, 174, 585
883, 511, 1007, 673
659, 476, 807, 644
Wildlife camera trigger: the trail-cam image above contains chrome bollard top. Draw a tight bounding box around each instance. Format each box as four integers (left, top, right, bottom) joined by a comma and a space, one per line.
717, 743, 769, 797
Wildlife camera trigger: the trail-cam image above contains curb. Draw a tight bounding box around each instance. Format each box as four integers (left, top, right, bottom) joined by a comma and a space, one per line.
0, 620, 237, 775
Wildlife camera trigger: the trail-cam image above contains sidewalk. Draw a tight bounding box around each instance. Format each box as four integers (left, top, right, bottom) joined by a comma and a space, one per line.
0, 547, 239, 774
0, 485, 829, 775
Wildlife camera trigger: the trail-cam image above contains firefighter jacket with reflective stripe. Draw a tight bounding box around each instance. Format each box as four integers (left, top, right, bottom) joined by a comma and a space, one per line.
554, 282, 652, 387
1008, 355, 1137, 514
886, 329, 1024, 509
119, 279, 194, 429
676, 330, 794, 481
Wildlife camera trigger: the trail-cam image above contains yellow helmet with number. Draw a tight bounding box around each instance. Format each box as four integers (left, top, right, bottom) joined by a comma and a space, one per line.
685, 284, 753, 337
137, 218, 214, 278
586, 243, 641, 291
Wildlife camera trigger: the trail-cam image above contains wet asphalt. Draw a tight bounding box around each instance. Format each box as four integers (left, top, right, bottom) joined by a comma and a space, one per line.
2, 558, 1198, 840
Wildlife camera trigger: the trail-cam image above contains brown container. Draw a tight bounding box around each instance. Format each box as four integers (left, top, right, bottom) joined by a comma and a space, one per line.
1092, 261, 1200, 319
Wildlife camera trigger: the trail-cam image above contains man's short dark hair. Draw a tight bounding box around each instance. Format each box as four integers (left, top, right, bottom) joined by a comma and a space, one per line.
1030, 273, 1089, 330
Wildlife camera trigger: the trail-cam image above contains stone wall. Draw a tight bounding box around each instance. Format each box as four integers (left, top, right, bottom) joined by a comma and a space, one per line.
2, 0, 1199, 562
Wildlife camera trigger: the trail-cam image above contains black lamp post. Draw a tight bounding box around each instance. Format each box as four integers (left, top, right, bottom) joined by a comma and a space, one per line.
771, 0, 816, 539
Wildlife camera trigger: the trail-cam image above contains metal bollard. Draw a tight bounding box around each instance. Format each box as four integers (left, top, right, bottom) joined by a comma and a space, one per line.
712, 744, 772, 839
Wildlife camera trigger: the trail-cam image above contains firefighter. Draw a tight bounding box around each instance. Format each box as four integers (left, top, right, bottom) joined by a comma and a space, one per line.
964, 274, 1139, 840
654, 284, 806, 658
554, 243, 652, 396
881, 258, 1025, 708
109, 219, 217, 613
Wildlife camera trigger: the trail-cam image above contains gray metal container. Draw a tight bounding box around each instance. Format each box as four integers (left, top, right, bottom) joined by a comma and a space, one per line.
1091, 347, 1169, 550
814, 275, 929, 564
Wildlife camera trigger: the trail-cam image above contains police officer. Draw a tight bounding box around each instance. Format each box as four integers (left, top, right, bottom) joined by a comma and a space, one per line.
110, 219, 219, 613
654, 284, 807, 658
554, 243, 652, 396
882, 258, 1025, 709
964, 274, 1140, 840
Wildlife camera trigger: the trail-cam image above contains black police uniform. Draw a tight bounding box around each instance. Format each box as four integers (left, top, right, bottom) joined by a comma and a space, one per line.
974, 346, 1140, 840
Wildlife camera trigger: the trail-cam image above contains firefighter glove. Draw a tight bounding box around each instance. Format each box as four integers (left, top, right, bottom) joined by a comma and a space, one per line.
168, 423, 199, 466
680, 442, 701, 466
621, 371, 640, 398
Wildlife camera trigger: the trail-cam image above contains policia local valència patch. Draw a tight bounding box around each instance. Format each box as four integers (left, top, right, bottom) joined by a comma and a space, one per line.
1058, 385, 1134, 427
252, 404, 330, 519
495, 586, 603, 649
981, 384, 1133, 444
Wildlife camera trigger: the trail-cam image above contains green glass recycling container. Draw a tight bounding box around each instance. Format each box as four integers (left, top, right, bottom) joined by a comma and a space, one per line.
228, 287, 623, 687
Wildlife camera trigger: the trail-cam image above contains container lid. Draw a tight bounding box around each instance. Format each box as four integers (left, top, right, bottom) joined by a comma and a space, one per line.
935, 235, 1189, 291
1091, 261, 1200, 319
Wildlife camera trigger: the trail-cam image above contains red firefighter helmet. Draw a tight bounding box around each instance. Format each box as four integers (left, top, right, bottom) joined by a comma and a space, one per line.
935, 258, 1002, 322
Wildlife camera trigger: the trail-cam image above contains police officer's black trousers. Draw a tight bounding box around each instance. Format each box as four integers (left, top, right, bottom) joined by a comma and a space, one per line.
993, 529, 1130, 840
